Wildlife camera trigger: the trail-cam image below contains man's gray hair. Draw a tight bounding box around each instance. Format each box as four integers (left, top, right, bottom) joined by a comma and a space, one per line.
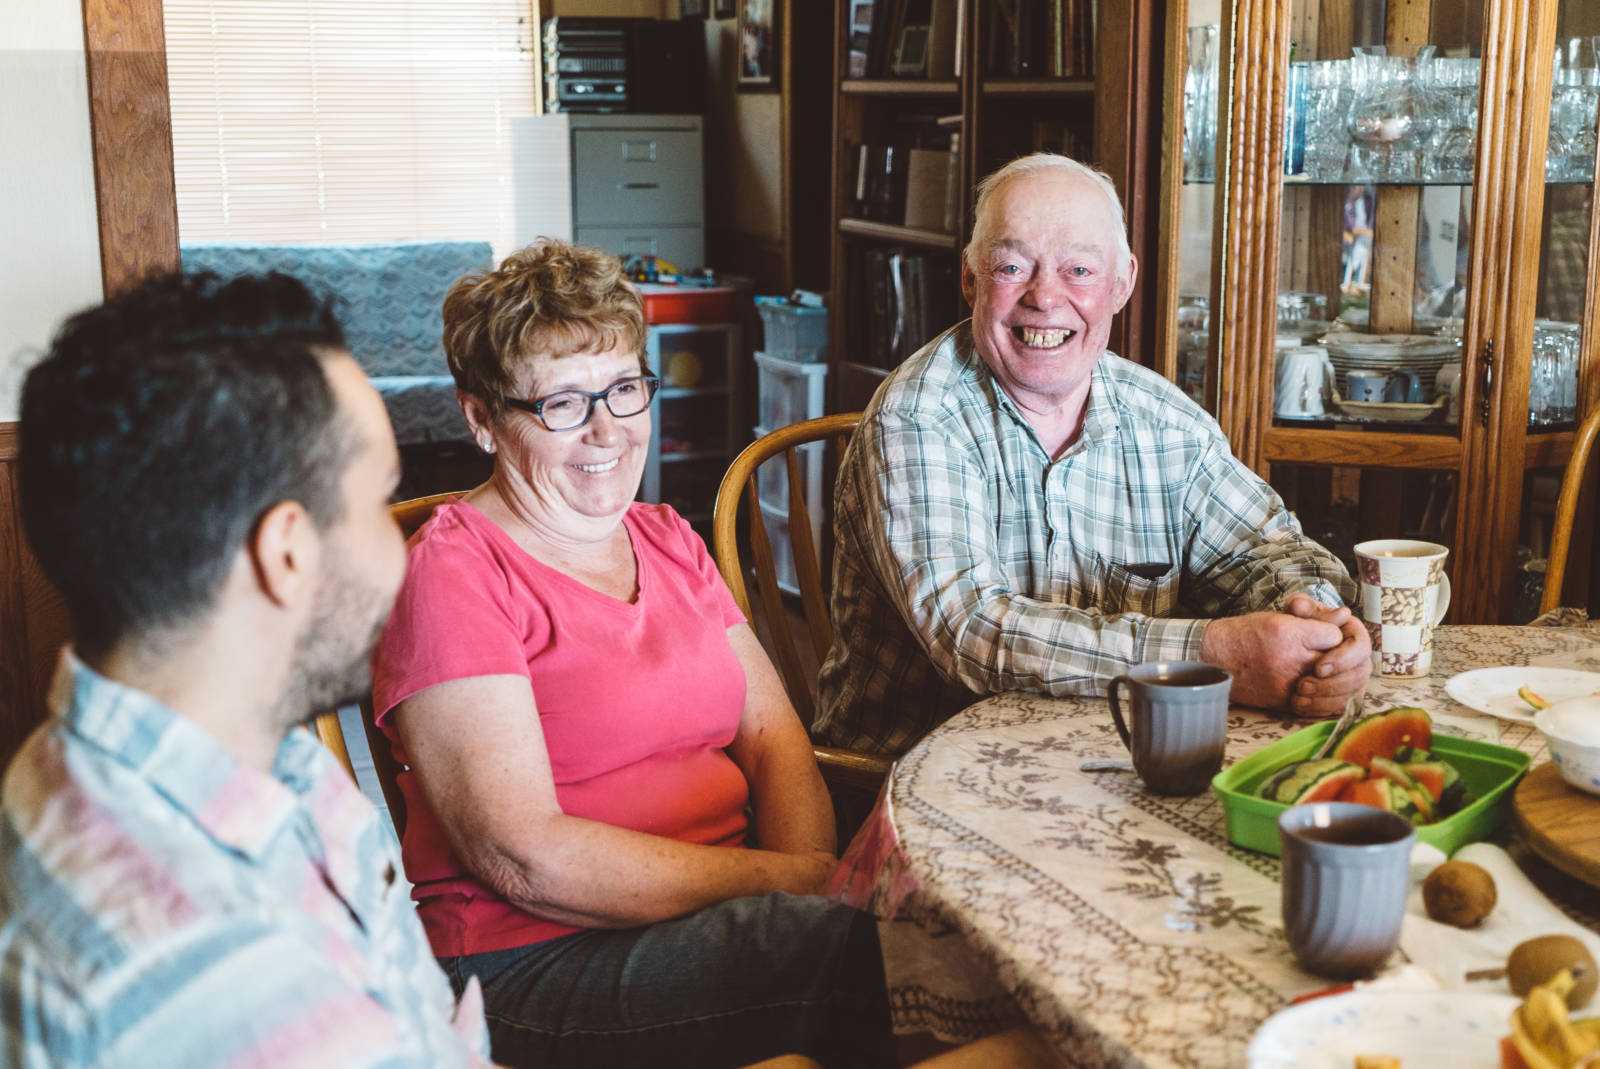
964, 153, 1133, 282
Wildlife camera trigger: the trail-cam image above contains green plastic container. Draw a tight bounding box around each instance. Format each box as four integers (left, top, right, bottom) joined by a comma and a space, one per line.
1211, 722, 1531, 857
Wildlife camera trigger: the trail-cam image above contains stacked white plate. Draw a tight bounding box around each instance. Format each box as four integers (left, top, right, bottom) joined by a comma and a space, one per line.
1323, 332, 1462, 401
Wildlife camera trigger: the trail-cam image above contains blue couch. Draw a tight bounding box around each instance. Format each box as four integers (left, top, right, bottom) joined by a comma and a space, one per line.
181, 241, 494, 445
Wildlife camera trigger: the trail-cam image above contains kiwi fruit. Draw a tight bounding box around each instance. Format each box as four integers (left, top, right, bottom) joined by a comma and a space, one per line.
1506, 935, 1598, 1009
1421, 860, 1497, 928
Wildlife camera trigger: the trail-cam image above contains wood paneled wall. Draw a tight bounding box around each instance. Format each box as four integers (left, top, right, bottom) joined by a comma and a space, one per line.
0, 429, 70, 768
0, 0, 180, 766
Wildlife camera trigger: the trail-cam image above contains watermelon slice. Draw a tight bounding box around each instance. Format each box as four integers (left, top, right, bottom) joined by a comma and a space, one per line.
1400, 761, 1448, 803
1258, 758, 1368, 804
1330, 707, 1433, 769
1370, 757, 1436, 823
1370, 756, 1421, 791
1336, 777, 1425, 822
1338, 777, 1392, 811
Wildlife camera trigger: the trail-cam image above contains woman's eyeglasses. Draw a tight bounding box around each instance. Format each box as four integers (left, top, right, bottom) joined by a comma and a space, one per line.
504, 375, 660, 432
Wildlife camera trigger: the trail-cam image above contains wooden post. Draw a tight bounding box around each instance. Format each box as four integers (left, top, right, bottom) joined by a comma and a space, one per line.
81, 0, 180, 297
1453, 0, 1559, 621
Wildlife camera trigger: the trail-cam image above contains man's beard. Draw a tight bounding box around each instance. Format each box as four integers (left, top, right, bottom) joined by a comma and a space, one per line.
274, 542, 393, 734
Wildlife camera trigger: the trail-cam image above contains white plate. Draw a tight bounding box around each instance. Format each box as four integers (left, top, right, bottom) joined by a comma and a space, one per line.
1333, 397, 1448, 422
1247, 990, 1518, 1069
1445, 665, 1600, 723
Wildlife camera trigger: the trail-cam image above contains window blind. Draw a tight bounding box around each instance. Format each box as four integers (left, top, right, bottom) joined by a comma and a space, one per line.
164, 0, 538, 259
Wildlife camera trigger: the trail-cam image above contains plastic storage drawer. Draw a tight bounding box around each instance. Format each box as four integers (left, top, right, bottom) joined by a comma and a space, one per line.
758, 501, 804, 595
752, 424, 823, 515
755, 352, 828, 432
754, 298, 829, 363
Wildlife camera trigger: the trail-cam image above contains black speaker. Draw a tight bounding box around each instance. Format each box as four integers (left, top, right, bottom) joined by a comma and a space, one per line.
625, 21, 705, 115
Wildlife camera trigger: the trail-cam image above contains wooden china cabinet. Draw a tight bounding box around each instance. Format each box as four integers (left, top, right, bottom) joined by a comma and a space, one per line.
1154, 0, 1600, 623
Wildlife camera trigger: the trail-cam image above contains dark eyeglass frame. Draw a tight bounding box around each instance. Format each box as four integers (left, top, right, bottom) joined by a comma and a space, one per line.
503, 374, 661, 431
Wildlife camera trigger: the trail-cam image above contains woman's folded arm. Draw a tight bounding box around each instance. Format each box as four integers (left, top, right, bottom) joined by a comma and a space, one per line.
394, 674, 835, 930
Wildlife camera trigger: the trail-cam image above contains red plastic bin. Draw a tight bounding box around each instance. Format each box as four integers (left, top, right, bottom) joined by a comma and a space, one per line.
637, 283, 738, 325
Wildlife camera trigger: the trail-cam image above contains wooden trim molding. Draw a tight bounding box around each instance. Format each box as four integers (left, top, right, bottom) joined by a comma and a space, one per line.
1261, 428, 1461, 471
1150, 0, 1186, 385
1095, 0, 1161, 366
0, 425, 71, 768
1452, 0, 1558, 622
0, 0, 181, 764
1214, 0, 1293, 475
81, 0, 181, 296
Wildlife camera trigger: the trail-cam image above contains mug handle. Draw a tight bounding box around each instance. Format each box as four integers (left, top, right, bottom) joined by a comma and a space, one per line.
1432, 572, 1452, 626
1108, 676, 1133, 751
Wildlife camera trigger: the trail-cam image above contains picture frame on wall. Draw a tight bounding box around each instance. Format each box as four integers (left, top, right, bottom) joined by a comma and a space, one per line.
679, 0, 706, 17
714, 0, 736, 17
737, 0, 779, 90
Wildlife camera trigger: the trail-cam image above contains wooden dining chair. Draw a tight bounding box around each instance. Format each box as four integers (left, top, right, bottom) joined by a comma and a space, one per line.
712, 414, 892, 795
311, 491, 463, 837
1540, 403, 1600, 615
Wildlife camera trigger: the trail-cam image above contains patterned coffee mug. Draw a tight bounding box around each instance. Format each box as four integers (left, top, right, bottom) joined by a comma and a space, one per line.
1354, 539, 1452, 677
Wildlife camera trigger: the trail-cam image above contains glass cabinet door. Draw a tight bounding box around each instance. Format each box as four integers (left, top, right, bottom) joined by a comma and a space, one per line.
1168, 1, 1224, 413
1159, 0, 1599, 621
1520, 6, 1600, 615
1266, 5, 1485, 602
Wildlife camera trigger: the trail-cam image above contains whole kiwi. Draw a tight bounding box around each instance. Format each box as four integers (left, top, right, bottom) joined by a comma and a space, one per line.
1507, 935, 1599, 1009
1422, 860, 1498, 928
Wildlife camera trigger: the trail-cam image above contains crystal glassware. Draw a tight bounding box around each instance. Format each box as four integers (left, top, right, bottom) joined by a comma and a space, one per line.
1304, 59, 1353, 181
1347, 45, 1439, 182
1184, 25, 1222, 183
1547, 37, 1600, 180
1424, 57, 1479, 183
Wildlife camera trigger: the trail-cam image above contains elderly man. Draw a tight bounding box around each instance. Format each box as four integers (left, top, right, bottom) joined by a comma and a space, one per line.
1, 272, 491, 1066
817, 154, 1368, 758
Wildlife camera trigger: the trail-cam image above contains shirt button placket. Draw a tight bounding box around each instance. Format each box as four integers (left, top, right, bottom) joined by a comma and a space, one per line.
1044, 462, 1068, 568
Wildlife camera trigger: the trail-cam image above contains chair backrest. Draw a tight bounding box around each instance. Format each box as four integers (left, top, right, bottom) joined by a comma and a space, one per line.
312, 491, 463, 837
712, 414, 860, 728
1541, 404, 1600, 614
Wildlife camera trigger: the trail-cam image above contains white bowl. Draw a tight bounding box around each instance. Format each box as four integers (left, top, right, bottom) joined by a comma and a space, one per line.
1535, 695, 1600, 796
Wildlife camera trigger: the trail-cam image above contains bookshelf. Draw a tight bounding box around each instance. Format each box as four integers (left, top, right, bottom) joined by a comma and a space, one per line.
826, 0, 1163, 412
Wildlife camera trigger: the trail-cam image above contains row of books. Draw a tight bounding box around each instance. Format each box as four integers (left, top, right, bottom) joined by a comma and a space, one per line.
848, 247, 961, 370
848, 0, 963, 80
987, 0, 1096, 79
845, 0, 1097, 81
851, 134, 962, 233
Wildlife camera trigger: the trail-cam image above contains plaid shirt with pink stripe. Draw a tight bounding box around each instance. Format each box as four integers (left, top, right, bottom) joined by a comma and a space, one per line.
0, 651, 490, 1068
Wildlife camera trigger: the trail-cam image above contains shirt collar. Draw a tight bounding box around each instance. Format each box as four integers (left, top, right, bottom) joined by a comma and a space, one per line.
957, 324, 1123, 456
49, 648, 313, 860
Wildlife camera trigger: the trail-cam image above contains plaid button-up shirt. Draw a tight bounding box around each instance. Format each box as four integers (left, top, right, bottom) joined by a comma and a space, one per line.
816, 323, 1355, 757
0, 651, 490, 1068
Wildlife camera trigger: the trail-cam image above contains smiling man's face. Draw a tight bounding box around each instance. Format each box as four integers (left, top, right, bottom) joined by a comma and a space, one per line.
961, 168, 1137, 412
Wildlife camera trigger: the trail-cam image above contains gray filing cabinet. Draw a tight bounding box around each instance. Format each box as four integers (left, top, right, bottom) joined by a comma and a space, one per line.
571, 116, 704, 268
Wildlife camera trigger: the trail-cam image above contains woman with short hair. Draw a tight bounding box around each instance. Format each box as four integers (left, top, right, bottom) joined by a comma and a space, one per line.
371, 239, 891, 1069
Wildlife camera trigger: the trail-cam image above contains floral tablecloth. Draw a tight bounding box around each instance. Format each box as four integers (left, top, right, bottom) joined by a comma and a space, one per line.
830, 625, 1600, 1068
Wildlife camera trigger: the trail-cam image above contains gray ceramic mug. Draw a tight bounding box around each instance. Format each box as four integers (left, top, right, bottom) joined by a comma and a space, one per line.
1278, 803, 1416, 979
1106, 661, 1232, 796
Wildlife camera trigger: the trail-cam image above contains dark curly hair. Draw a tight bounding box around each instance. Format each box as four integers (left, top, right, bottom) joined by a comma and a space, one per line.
19, 270, 355, 658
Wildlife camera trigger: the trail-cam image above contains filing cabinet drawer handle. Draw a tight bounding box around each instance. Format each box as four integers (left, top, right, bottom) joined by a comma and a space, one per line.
622, 182, 661, 190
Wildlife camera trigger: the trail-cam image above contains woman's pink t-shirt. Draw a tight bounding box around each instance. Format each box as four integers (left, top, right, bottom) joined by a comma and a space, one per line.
371, 499, 750, 957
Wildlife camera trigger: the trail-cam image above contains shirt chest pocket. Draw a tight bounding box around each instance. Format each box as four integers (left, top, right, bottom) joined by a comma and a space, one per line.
1090, 555, 1182, 618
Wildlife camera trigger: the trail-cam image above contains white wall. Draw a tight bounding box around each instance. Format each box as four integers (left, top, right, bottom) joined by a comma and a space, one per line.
0, 0, 103, 423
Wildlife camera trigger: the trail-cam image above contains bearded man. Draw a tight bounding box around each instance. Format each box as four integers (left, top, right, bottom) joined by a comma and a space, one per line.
0, 271, 493, 1067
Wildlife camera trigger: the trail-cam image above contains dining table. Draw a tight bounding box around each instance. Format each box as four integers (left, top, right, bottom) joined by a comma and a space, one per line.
829, 624, 1600, 1068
